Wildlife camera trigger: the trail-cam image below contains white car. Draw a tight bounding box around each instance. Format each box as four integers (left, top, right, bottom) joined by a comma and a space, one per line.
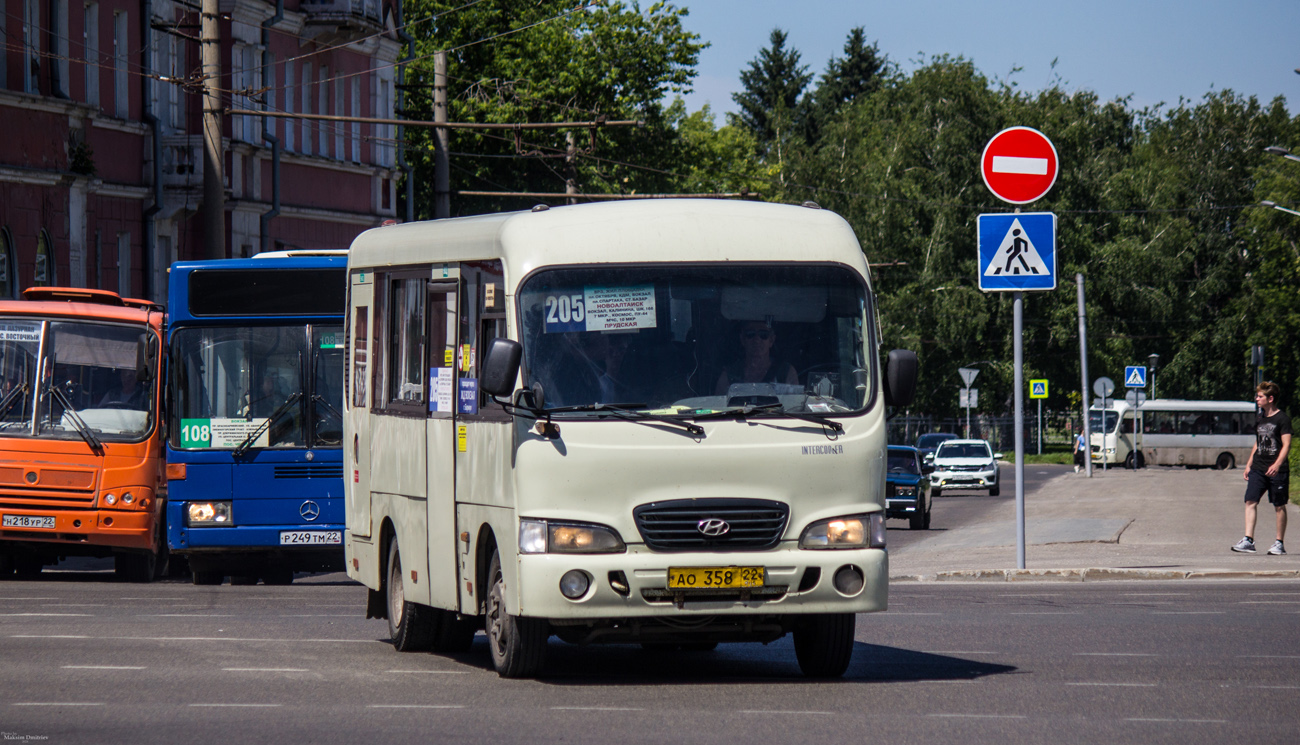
930, 439, 1001, 496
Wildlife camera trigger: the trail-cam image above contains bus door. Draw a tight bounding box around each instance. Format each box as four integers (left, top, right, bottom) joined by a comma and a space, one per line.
347, 273, 373, 537
424, 278, 460, 610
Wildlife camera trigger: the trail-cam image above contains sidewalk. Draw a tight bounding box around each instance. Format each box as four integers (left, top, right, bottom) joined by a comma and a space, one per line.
889, 465, 1300, 582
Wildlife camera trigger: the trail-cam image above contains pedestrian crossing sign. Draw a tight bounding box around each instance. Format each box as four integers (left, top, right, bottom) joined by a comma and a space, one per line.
1029, 379, 1048, 399
1124, 365, 1147, 388
977, 212, 1057, 292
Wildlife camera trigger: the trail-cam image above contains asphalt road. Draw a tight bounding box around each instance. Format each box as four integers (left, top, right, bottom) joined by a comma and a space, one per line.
2, 572, 1296, 744
887, 462, 1071, 551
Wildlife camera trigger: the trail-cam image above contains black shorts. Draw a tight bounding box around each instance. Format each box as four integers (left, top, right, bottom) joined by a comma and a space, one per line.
1244, 469, 1290, 507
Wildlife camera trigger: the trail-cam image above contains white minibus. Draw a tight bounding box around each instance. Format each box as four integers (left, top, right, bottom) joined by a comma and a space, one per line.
1089, 398, 1255, 469
343, 200, 917, 678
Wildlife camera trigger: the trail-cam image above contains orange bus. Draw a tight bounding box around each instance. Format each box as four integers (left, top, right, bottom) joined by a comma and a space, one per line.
0, 288, 166, 581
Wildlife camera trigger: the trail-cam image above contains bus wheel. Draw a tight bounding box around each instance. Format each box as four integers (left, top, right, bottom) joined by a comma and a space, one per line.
386, 540, 436, 652
793, 613, 855, 678
1124, 451, 1145, 469
485, 551, 548, 678
115, 552, 157, 583
1216, 453, 1235, 470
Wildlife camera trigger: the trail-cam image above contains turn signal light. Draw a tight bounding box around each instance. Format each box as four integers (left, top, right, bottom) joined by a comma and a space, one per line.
166, 463, 187, 480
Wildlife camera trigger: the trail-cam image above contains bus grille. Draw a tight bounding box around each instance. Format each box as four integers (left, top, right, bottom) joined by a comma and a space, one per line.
633, 498, 789, 552
273, 464, 344, 480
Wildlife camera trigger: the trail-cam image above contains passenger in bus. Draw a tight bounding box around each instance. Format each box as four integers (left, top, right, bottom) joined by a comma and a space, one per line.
595, 333, 637, 404
97, 368, 146, 409
715, 320, 798, 395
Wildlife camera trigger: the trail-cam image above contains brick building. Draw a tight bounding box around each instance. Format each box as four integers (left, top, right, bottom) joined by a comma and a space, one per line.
0, 0, 404, 302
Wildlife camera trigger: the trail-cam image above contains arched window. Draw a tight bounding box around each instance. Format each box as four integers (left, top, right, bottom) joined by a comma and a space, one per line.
34, 229, 56, 287
0, 229, 14, 299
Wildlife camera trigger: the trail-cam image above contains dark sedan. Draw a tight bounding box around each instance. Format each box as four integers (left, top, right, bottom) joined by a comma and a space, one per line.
886, 445, 932, 530
916, 432, 959, 470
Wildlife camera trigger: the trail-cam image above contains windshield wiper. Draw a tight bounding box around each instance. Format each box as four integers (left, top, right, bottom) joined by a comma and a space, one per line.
312, 393, 342, 422
234, 392, 302, 457
546, 403, 704, 437
50, 386, 103, 453
0, 382, 28, 419
691, 402, 845, 434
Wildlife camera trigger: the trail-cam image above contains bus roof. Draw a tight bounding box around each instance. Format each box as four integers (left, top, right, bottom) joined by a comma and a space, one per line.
0, 288, 161, 328
1091, 398, 1255, 412
345, 200, 871, 282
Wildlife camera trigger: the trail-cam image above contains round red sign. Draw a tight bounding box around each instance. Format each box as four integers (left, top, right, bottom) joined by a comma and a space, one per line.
980, 126, 1058, 204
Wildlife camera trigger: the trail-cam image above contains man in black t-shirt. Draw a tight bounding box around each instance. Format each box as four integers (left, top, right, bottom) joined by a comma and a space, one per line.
1232, 381, 1293, 555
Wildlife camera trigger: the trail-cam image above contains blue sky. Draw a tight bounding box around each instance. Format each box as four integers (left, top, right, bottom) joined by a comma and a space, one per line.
675, 1, 1297, 122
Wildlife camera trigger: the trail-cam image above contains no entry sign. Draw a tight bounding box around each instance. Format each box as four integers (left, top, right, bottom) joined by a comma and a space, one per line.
980, 127, 1058, 204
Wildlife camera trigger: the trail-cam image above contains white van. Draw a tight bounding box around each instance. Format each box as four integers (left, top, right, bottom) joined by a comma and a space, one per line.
342, 200, 917, 678
1089, 398, 1255, 469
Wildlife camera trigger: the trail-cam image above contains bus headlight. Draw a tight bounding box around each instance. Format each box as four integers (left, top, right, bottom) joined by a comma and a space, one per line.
801, 513, 885, 549
187, 501, 232, 526
519, 519, 625, 554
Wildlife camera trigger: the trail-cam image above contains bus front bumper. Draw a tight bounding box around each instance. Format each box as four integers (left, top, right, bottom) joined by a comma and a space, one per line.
0, 507, 156, 551
515, 545, 887, 620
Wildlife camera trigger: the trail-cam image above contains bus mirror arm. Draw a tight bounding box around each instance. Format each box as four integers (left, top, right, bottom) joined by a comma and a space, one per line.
884, 349, 919, 408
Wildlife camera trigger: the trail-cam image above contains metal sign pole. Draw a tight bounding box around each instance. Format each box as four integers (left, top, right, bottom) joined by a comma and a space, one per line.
1037, 398, 1043, 455
1014, 291, 1026, 570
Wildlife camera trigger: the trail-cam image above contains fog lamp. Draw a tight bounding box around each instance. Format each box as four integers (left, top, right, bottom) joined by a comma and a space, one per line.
559, 570, 590, 599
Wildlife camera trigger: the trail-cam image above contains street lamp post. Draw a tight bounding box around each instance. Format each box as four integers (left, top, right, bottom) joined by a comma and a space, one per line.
1147, 353, 1159, 400
1264, 146, 1300, 164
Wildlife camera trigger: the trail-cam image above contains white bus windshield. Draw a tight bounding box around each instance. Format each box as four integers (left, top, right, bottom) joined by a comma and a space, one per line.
517, 264, 872, 416
1089, 410, 1119, 434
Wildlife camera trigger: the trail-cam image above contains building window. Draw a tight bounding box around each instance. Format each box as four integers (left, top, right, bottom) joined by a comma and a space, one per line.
0, 229, 14, 299
318, 65, 328, 156
117, 232, 130, 296
24, 0, 40, 94
334, 77, 344, 160
34, 230, 56, 287
301, 64, 312, 156
113, 11, 128, 117
84, 2, 99, 107
284, 60, 294, 153
55, 0, 70, 96
351, 77, 361, 163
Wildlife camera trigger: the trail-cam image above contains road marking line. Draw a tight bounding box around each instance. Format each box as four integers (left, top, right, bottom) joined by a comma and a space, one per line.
139, 614, 235, 617
118, 597, 188, 600
885, 612, 942, 616
11, 634, 381, 643
1066, 682, 1157, 687
1239, 655, 1300, 659
42, 604, 106, 607
368, 705, 465, 709
62, 665, 146, 670
738, 710, 832, 715
12, 702, 105, 706
0, 597, 57, 600
385, 670, 469, 675
1121, 593, 1188, 596
10, 635, 89, 639
189, 704, 283, 708
222, 668, 310, 672
1150, 611, 1224, 615
1125, 718, 1226, 724
998, 593, 1063, 597
1220, 684, 1300, 689
929, 714, 1026, 719
0, 613, 92, 617
922, 651, 997, 655
1010, 612, 1078, 615
992, 155, 1049, 175
1248, 592, 1300, 596
552, 707, 646, 712
1074, 653, 1156, 656
278, 614, 356, 618
1238, 601, 1300, 604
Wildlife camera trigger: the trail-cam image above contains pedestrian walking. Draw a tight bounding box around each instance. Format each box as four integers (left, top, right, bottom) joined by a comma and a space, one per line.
1232, 381, 1293, 555
1072, 427, 1087, 473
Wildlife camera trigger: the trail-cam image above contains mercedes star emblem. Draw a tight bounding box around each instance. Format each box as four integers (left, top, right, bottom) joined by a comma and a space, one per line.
300, 501, 320, 521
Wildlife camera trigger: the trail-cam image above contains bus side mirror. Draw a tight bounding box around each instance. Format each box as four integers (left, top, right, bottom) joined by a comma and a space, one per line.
480, 338, 522, 397
136, 335, 157, 383
884, 349, 918, 408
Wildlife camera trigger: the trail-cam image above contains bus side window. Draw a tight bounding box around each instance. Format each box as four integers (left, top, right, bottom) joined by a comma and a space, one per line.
1122, 414, 1136, 434
459, 260, 506, 417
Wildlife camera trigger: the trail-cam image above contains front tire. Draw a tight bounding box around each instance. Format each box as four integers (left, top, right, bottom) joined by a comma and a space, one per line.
989, 484, 1000, 497
387, 540, 436, 652
432, 610, 479, 653
932, 487, 942, 498
115, 551, 157, 583
486, 551, 548, 678
1216, 452, 1235, 470
793, 613, 855, 678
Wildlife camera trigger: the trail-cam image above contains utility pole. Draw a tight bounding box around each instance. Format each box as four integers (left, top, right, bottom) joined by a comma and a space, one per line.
200, 0, 224, 258
1077, 274, 1092, 477
433, 51, 449, 219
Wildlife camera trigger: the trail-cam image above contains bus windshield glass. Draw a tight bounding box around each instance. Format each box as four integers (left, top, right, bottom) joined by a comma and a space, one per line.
517, 264, 873, 417
170, 324, 343, 450
1, 320, 153, 441
1089, 410, 1119, 434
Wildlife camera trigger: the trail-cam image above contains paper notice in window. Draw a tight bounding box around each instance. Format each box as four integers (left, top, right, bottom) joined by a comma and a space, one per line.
583, 285, 656, 332
430, 367, 454, 413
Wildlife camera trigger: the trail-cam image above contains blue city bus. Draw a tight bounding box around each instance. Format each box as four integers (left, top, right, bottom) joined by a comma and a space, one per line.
165, 254, 347, 585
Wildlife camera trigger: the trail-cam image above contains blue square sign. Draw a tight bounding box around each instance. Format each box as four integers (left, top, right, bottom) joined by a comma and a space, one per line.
1124, 366, 1147, 388
978, 212, 1057, 292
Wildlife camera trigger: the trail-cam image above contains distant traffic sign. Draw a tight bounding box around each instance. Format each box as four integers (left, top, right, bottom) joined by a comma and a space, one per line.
1125, 390, 1147, 406
1029, 379, 1048, 399
1093, 376, 1115, 398
1124, 365, 1147, 388
981, 127, 1059, 204
977, 212, 1057, 292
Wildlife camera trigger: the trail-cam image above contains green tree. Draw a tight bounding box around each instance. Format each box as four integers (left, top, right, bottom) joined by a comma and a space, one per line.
804, 27, 887, 142
728, 28, 812, 165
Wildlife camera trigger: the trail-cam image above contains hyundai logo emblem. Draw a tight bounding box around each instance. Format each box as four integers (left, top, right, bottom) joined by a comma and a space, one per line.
300, 501, 320, 521
697, 518, 730, 537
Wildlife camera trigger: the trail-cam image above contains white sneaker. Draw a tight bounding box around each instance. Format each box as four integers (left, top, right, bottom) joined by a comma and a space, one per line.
1074, 465, 1080, 473
1268, 541, 1286, 556
1231, 537, 1256, 553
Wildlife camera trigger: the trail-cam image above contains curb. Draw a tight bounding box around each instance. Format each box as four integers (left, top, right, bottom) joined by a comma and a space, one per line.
891, 568, 1300, 583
